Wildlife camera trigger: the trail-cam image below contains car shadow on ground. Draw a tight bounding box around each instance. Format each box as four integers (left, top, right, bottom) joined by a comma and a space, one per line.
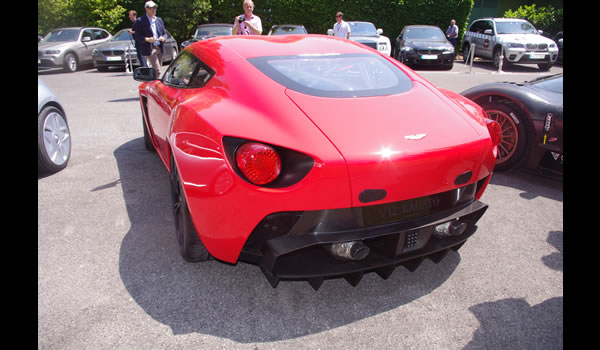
115, 137, 464, 341
464, 296, 563, 349
455, 58, 551, 73
489, 169, 563, 202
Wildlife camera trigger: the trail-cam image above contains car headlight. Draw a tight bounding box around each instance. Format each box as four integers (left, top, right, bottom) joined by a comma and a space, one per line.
506, 43, 524, 48
549, 43, 556, 48
45, 50, 61, 55
401, 46, 415, 53
443, 47, 455, 54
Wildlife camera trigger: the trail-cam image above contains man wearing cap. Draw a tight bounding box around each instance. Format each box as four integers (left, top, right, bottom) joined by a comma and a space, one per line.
134, 1, 167, 76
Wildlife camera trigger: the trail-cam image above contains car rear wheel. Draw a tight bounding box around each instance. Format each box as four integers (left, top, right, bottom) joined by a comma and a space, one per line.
141, 110, 155, 152
170, 156, 210, 262
38, 106, 71, 173
480, 101, 529, 171
63, 53, 78, 73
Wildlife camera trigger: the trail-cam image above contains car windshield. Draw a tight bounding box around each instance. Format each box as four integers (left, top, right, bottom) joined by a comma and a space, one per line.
496, 21, 538, 34
348, 22, 378, 36
404, 27, 446, 40
249, 53, 413, 98
271, 26, 307, 35
43, 29, 80, 42
530, 75, 563, 93
111, 30, 133, 41
194, 26, 232, 38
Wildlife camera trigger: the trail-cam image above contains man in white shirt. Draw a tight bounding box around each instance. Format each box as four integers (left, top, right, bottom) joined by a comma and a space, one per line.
233, 0, 262, 35
333, 11, 351, 39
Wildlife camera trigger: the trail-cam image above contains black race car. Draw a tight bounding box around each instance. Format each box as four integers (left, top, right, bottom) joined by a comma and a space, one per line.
462, 74, 563, 177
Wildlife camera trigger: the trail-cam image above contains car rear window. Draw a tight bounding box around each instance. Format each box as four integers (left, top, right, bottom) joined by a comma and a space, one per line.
249, 53, 413, 98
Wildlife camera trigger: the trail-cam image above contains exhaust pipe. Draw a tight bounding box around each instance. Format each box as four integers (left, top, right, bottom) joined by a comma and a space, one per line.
326, 241, 370, 261
434, 220, 467, 237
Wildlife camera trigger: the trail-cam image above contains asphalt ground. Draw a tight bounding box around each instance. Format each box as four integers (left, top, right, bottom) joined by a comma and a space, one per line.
37, 57, 563, 349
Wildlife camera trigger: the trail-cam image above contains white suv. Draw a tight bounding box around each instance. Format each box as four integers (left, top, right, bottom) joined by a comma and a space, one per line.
462, 18, 559, 71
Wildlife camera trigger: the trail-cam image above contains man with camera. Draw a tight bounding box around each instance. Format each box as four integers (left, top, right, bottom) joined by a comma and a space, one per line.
233, 0, 262, 35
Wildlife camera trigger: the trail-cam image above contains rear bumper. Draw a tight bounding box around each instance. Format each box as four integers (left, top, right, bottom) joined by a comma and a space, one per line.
239, 180, 490, 289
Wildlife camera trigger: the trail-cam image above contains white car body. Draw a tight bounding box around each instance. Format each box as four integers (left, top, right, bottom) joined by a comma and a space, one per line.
328, 21, 391, 56
462, 18, 558, 70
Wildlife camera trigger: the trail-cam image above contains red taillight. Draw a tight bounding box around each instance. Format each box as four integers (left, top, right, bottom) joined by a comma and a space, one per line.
485, 118, 501, 146
235, 142, 282, 185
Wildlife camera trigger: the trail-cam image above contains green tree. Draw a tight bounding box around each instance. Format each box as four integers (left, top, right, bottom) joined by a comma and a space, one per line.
504, 4, 563, 37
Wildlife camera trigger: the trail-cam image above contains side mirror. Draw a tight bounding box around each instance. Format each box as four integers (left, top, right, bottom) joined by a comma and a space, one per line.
483, 29, 493, 35
82, 36, 92, 42
377, 28, 383, 35
327, 29, 334, 36
134, 67, 157, 82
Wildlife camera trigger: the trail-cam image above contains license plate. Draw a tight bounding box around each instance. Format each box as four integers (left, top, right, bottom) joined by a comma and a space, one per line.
421, 54, 438, 60
529, 53, 546, 59
105, 56, 122, 61
362, 195, 440, 226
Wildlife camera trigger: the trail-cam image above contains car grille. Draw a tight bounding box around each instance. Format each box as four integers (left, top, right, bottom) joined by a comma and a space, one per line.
417, 49, 442, 55
526, 43, 548, 51
357, 41, 377, 49
101, 50, 125, 56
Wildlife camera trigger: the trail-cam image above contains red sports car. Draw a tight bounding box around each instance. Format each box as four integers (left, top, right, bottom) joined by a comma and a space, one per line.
134, 35, 500, 289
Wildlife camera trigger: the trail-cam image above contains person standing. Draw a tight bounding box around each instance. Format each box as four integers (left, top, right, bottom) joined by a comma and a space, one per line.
333, 11, 351, 39
446, 19, 459, 47
128, 10, 147, 68
135, 1, 167, 76
233, 0, 262, 35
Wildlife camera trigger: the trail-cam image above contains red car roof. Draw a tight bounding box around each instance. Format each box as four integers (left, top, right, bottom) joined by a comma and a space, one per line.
187, 34, 372, 63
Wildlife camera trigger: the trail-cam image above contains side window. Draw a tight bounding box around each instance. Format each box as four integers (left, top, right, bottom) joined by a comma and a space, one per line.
163, 51, 214, 89
468, 21, 481, 33
92, 30, 104, 40
483, 21, 494, 34
82, 29, 93, 41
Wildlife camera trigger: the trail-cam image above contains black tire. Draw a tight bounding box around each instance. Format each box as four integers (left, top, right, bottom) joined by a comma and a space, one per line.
38, 106, 71, 174
480, 101, 530, 171
170, 157, 210, 262
63, 52, 78, 73
493, 47, 509, 70
141, 110, 155, 152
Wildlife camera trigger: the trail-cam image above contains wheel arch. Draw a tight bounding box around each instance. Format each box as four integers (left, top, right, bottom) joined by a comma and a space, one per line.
40, 101, 67, 122
472, 93, 536, 138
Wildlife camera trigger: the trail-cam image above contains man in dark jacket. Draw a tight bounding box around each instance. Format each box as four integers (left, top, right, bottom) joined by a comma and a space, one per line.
134, 1, 166, 76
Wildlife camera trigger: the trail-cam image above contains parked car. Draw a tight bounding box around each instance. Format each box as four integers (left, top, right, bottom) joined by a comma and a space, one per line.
552, 31, 563, 64
462, 74, 562, 176
462, 18, 559, 71
180, 24, 232, 49
38, 27, 112, 72
329, 21, 391, 56
92, 29, 178, 72
268, 24, 307, 35
38, 78, 71, 174
133, 35, 500, 289
393, 25, 455, 69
